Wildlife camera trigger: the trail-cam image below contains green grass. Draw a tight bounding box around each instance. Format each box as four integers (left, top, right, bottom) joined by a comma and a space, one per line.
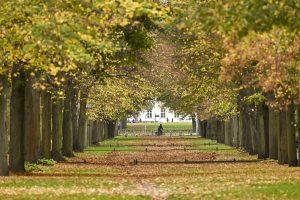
124, 122, 192, 133
85, 145, 138, 153
0, 194, 151, 200
0, 178, 125, 188
230, 182, 300, 199
168, 182, 300, 200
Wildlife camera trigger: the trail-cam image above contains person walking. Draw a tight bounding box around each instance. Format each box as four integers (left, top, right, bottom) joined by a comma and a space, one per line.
157, 124, 163, 136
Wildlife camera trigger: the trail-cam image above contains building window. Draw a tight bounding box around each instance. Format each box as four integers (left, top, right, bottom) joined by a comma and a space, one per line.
161, 108, 166, 118
174, 112, 180, 118
146, 110, 152, 118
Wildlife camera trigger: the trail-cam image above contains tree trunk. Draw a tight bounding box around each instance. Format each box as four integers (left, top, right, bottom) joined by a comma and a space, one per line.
98, 121, 104, 141
216, 120, 222, 143
263, 105, 269, 157
257, 107, 267, 159
296, 105, 300, 166
268, 108, 279, 160
202, 121, 207, 138
9, 63, 25, 172
0, 76, 9, 176
286, 105, 297, 166
249, 111, 258, 155
195, 118, 201, 135
119, 118, 127, 130
107, 121, 117, 139
70, 87, 79, 151
62, 87, 74, 157
219, 121, 225, 143
192, 117, 196, 133
206, 120, 211, 139
114, 121, 119, 137
92, 121, 101, 144
104, 122, 109, 140
24, 75, 41, 163
87, 120, 93, 147
232, 116, 239, 147
278, 110, 288, 164
238, 110, 245, 148
225, 119, 232, 146
213, 120, 219, 140
52, 98, 65, 161
41, 91, 52, 159
78, 90, 88, 152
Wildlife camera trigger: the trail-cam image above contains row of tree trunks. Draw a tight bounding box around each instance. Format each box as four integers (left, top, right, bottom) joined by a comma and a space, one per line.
92, 121, 102, 144
201, 104, 299, 166
85, 120, 114, 145
3, 70, 119, 174
0, 76, 9, 176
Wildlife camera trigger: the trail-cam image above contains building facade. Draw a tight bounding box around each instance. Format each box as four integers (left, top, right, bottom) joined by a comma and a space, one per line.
129, 101, 191, 123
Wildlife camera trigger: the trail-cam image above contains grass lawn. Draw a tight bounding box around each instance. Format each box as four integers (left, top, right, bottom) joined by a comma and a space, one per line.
1, 135, 300, 199
124, 122, 193, 134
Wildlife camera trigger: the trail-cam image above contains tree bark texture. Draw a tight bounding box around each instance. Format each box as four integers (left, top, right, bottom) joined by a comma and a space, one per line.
232, 116, 239, 147
78, 90, 88, 152
0, 76, 9, 176
41, 91, 52, 159
70, 86, 79, 151
9, 63, 26, 172
268, 108, 279, 160
286, 105, 297, 166
52, 98, 65, 161
62, 87, 74, 157
24, 75, 41, 162
225, 119, 232, 146
278, 111, 288, 164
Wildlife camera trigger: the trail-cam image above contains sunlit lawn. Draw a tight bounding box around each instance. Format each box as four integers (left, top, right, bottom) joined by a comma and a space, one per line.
124, 122, 193, 133
1, 135, 300, 199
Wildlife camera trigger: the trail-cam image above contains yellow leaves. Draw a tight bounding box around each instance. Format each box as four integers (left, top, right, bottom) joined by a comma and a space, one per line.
49, 67, 59, 76
77, 32, 93, 42
54, 11, 74, 24
87, 74, 155, 120
55, 90, 63, 96
119, 19, 130, 27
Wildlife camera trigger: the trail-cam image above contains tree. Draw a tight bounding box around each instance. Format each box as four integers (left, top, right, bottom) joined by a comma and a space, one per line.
0, 75, 9, 176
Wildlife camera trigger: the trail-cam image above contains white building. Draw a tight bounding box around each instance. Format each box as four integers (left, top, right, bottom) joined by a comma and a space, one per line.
129, 101, 191, 123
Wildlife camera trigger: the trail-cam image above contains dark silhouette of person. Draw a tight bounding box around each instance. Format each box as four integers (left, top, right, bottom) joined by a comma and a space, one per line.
157, 124, 163, 136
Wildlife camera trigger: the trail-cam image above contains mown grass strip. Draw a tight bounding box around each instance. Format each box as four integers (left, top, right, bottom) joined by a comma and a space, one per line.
85, 148, 235, 152
134, 159, 263, 165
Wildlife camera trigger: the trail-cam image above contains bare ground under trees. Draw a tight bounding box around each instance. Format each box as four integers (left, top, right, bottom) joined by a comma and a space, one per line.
1, 136, 300, 200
